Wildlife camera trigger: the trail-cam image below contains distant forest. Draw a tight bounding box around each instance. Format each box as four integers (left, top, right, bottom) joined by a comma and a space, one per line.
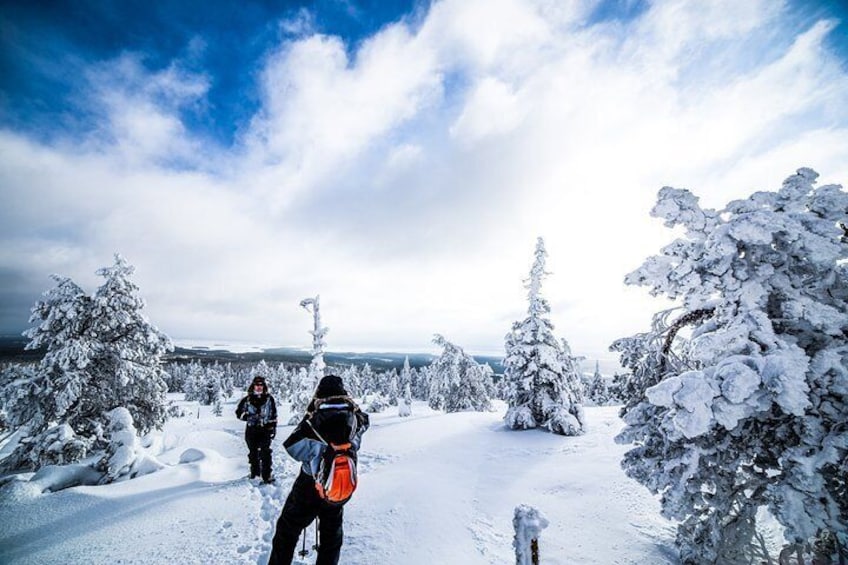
0, 335, 504, 374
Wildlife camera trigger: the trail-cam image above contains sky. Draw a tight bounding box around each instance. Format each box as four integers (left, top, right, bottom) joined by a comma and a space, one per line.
1, 0, 847, 366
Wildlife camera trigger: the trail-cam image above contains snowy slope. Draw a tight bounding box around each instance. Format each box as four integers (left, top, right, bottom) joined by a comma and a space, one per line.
0, 398, 676, 564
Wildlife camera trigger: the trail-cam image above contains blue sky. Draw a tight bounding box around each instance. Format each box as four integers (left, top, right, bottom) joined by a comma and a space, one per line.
1, 0, 847, 367
0, 0, 428, 145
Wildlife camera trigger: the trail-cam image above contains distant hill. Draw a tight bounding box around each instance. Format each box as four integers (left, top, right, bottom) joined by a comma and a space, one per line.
0, 335, 42, 362
0, 336, 504, 374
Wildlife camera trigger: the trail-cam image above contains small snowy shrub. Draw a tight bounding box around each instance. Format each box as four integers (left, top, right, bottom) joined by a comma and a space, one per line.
98, 407, 162, 484
365, 393, 389, 413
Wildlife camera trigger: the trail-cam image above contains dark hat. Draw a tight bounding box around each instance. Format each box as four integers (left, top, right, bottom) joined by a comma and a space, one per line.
250, 375, 268, 391
315, 375, 347, 398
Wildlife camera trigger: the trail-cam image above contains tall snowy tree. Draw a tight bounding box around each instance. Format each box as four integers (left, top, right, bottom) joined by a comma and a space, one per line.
398, 356, 414, 417
288, 296, 329, 422
341, 364, 361, 398
428, 334, 491, 413
412, 364, 430, 401
398, 381, 412, 417
182, 360, 205, 402
503, 238, 585, 436
1, 255, 172, 473
614, 169, 848, 563
360, 363, 376, 396
385, 368, 399, 405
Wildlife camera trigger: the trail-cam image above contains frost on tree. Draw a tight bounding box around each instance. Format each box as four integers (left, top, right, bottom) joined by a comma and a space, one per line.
398, 357, 413, 417
428, 335, 492, 413
613, 169, 848, 563
585, 361, 611, 406
1, 255, 172, 474
503, 237, 585, 436
98, 407, 163, 484
287, 296, 330, 423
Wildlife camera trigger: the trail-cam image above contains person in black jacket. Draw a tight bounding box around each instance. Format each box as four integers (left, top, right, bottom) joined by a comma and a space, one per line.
235, 375, 278, 483
268, 375, 369, 565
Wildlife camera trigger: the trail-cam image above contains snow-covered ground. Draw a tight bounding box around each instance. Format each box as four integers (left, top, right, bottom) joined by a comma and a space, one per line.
0, 396, 676, 564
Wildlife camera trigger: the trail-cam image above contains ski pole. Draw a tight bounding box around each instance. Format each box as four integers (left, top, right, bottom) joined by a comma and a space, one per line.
313, 517, 320, 551
298, 528, 308, 558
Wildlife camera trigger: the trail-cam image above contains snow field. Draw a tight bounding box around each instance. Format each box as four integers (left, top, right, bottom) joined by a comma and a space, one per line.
0, 397, 677, 564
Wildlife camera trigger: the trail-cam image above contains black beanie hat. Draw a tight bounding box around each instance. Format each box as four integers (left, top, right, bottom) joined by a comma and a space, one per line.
315, 375, 347, 398
250, 375, 267, 391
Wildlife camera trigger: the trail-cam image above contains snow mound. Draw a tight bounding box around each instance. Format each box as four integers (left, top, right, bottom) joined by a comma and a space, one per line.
179, 448, 207, 464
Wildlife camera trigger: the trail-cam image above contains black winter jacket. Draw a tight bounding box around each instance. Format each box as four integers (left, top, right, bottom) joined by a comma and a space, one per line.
283, 396, 369, 478
235, 393, 278, 432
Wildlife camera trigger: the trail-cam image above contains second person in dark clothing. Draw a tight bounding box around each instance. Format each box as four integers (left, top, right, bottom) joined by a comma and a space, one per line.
235, 375, 278, 483
268, 374, 369, 565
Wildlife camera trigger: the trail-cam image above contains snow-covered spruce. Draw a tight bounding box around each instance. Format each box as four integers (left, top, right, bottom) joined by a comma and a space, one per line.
428, 334, 492, 412
503, 237, 585, 435
584, 362, 612, 406
398, 356, 414, 417
613, 168, 848, 563
0, 254, 172, 474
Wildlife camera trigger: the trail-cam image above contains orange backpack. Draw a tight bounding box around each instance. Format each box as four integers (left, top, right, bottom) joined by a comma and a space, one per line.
315, 442, 358, 504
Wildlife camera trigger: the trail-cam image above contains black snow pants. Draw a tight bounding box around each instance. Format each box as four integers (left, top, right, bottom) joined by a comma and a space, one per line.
268, 471, 344, 565
245, 426, 273, 480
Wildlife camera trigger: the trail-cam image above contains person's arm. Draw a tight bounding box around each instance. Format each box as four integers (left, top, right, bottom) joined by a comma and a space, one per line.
283, 416, 325, 474
235, 397, 247, 420
351, 409, 370, 451
266, 397, 278, 437
268, 396, 278, 424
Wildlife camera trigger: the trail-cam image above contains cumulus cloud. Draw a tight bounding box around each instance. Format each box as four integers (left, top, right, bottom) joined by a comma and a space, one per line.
1, 0, 847, 365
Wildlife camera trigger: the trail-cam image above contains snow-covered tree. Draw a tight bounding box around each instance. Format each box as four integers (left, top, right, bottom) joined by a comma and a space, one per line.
300, 295, 328, 377
341, 364, 361, 398
288, 367, 314, 424
398, 381, 412, 417
385, 369, 399, 405
411, 363, 430, 401
1, 255, 171, 472
503, 238, 585, 436
400, 356, 413, 392
98, 407, 162, 484
199, 364, 223, 406
182, 360, 205, 402
288, 295, 329, 423
614, 169, 848, 563
360, 363, 376, 396
585, 362, 610, 406
428, 334, 491, 413
86, 255, 171, 433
